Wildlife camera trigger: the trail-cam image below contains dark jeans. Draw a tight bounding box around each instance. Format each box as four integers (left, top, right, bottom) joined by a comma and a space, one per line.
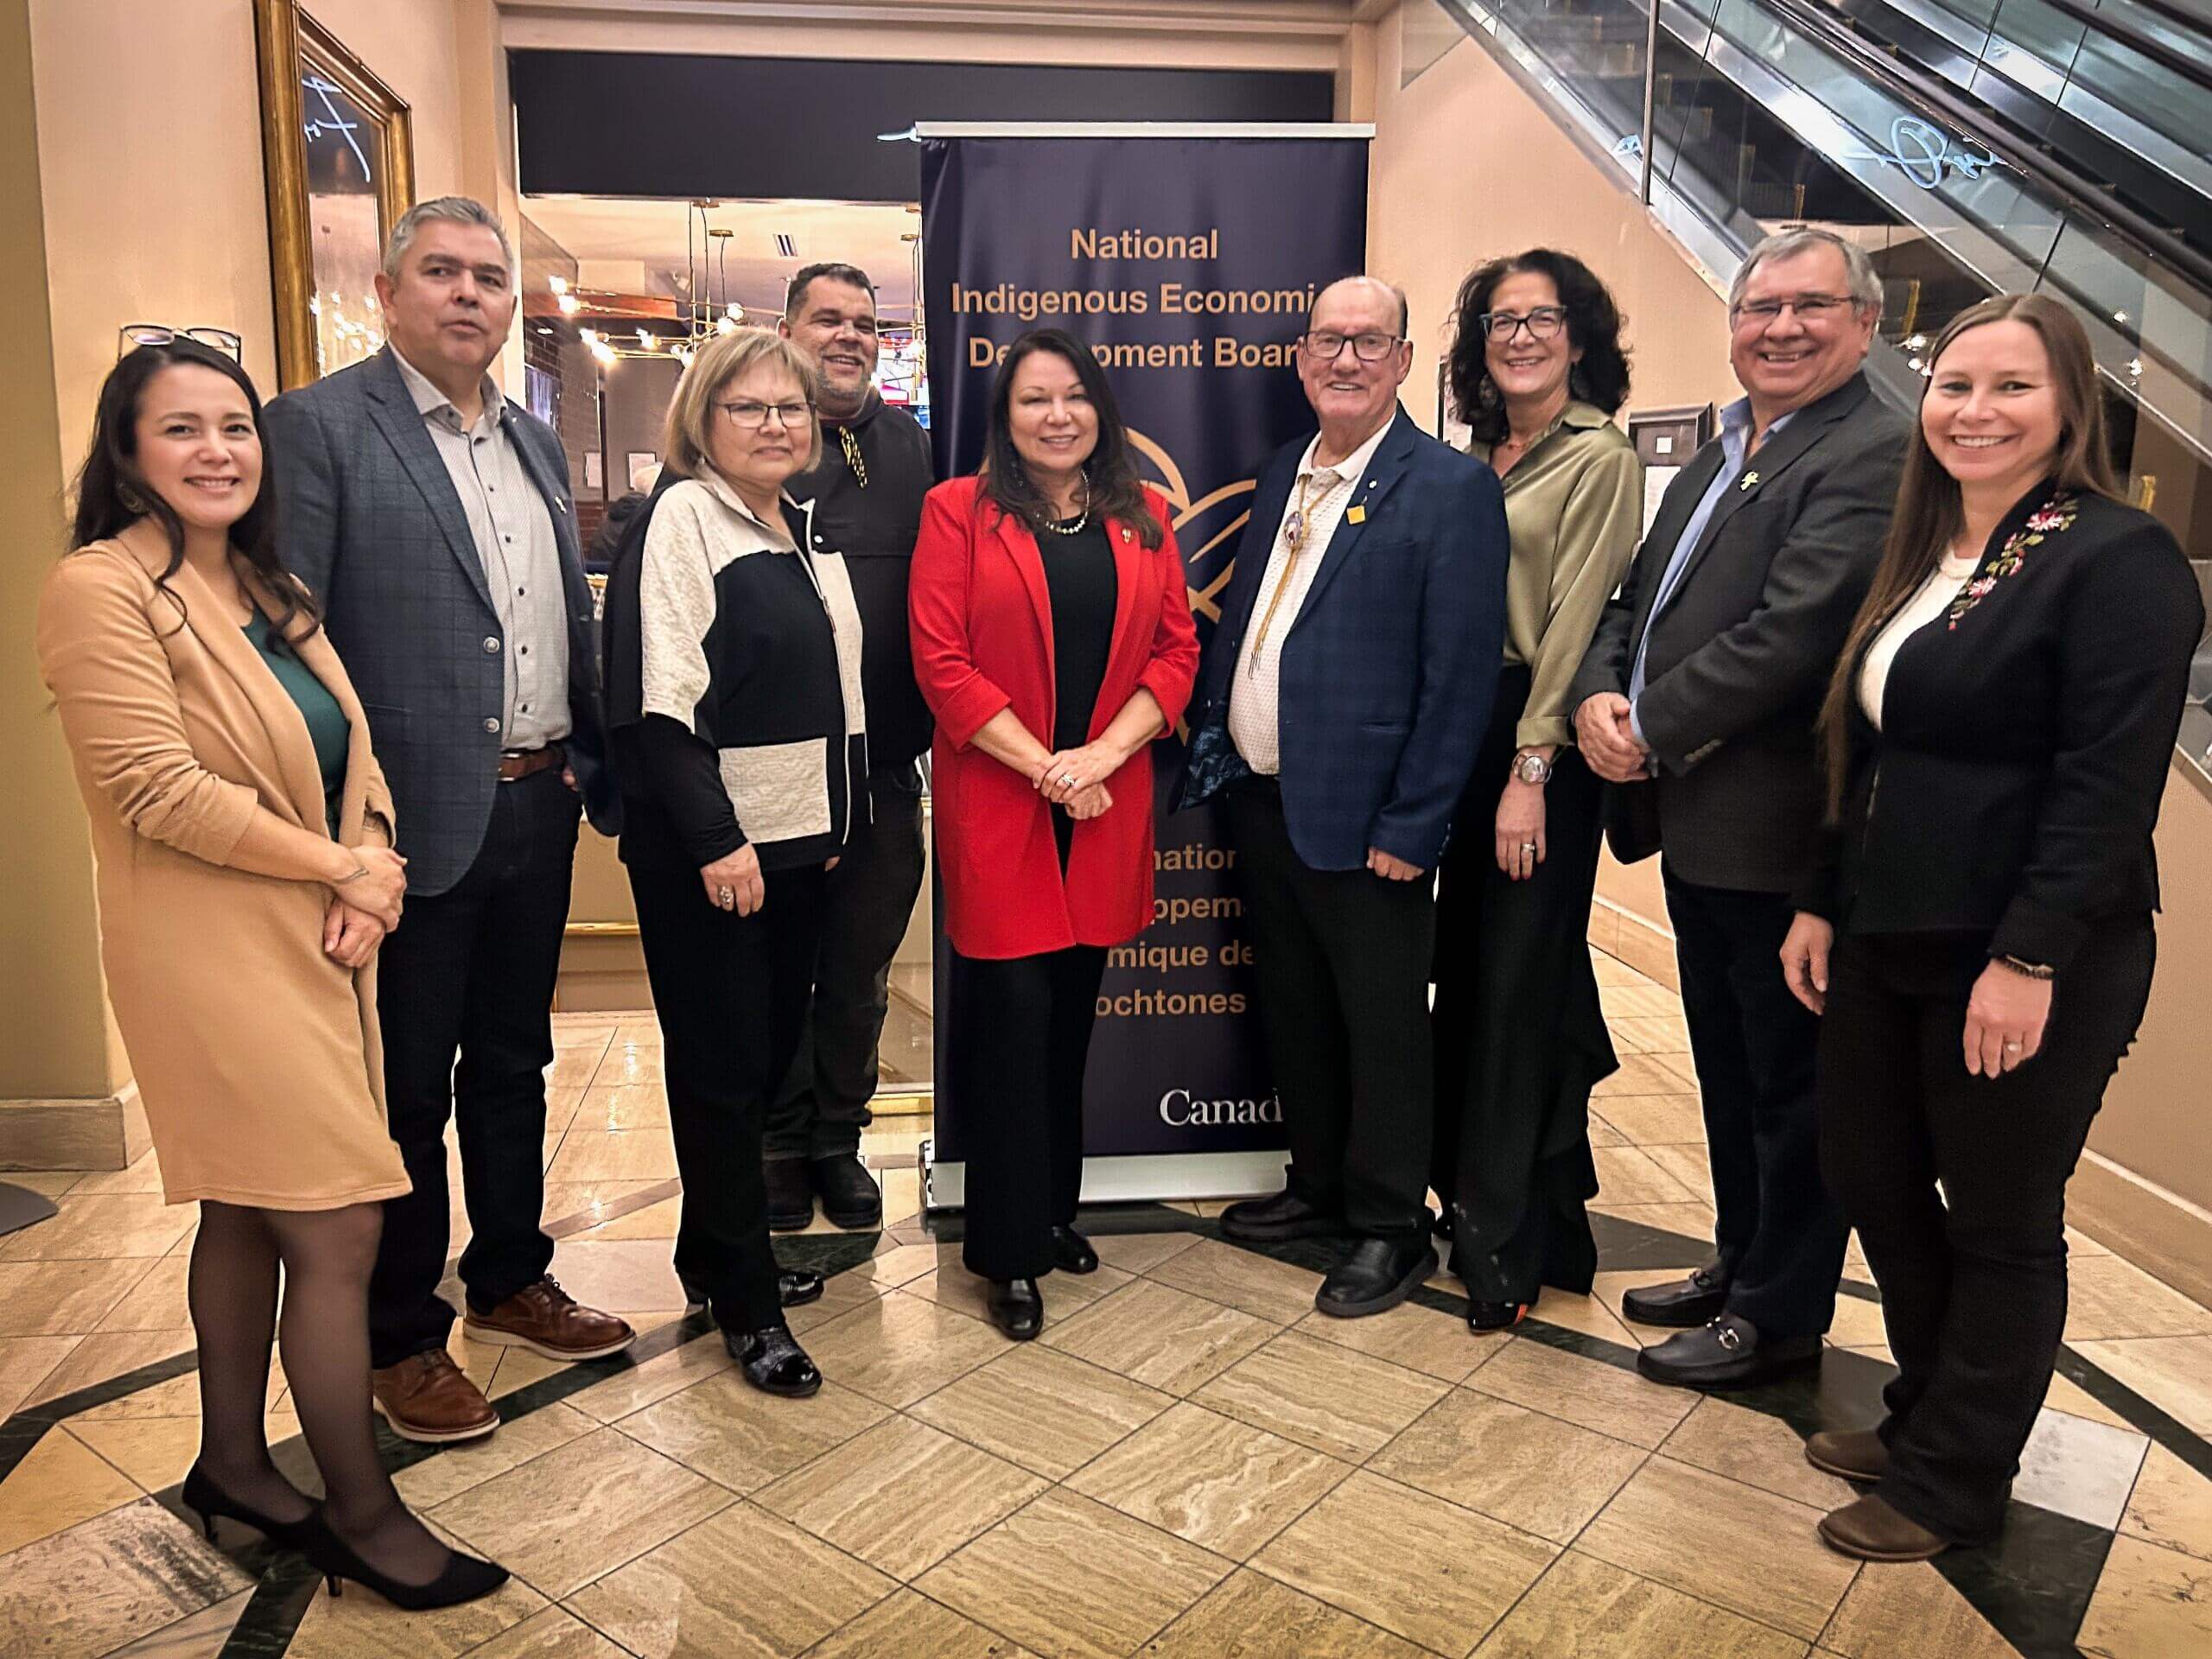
947, 938, 1108, 1281
1817, 922, 2155, 1541
1225, 777, 1436, 1243
369, 768, 579, 1369
1662, 870, 1845, 1338
766, 767, 927, 1160
631, 860, 827, 1332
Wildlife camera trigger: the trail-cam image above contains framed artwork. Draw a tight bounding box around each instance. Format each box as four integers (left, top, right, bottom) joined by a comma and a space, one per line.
253, 0, 414, 389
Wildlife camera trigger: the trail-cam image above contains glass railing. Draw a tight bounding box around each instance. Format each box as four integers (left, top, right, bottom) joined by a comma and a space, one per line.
1437, 0, 2212, 774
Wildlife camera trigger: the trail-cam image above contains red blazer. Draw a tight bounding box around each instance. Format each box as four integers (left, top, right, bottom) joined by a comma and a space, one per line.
911, 476, 1199, 959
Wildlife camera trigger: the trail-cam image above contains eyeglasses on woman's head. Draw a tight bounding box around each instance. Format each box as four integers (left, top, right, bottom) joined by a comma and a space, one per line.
118, 324, 245, 362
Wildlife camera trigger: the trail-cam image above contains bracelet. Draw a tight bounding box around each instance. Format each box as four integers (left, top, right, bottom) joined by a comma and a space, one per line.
1994, 954, 2056, 981
334, 865, 371, 886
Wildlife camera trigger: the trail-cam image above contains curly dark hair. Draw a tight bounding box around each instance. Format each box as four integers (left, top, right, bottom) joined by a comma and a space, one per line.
977, 329, 1163, 550
1447, 250, 1631, 445
69, 339, 319, 654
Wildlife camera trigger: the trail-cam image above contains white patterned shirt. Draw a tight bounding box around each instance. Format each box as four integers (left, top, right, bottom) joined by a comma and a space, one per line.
1228, 418, 1392, 776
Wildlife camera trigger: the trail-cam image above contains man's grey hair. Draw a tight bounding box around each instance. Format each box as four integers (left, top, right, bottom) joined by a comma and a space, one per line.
383, 196, 516, 281
1727, 228, 1883, 316
1311, 274, 1412, 338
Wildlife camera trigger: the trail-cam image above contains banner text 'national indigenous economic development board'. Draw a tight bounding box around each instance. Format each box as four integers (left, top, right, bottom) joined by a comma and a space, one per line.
921, 131, 1368, 1168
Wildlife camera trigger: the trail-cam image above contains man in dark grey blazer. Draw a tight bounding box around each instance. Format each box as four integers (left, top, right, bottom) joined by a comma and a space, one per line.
1570, 228, 1908, 1389
267, 198, 631, 1445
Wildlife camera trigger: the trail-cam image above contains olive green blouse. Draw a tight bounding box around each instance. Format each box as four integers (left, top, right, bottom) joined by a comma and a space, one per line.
244, 608, 349, 834
1469, 401, 1644, 750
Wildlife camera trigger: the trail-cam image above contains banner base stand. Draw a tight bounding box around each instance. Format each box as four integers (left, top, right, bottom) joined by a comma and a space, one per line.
919, 1137, 1288, 1212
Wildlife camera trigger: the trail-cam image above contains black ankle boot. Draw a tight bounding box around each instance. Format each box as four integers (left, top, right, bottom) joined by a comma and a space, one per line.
730, 1325, 822, 1396
811, 1153, 883, 1230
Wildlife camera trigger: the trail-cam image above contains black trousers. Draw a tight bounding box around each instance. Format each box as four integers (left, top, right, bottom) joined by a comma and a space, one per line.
1432, 673, 1613, 1303
1224, 777, 1436, 1243
766, 767, 927, 1160
1816, 921, 2154, 1541
1662, 870, 1846, 1338
630, 860, 826, 1332
369, 768, 578, 1369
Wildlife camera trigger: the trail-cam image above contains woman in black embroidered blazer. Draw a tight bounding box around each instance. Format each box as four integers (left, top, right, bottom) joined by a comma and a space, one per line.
1781, 295, 2202, 1562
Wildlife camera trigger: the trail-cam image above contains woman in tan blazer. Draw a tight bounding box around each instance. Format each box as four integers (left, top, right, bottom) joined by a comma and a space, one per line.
35, 338, 503, 1610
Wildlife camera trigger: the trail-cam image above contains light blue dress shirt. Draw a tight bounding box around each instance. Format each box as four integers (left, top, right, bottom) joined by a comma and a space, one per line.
1628, 397, 1795, 748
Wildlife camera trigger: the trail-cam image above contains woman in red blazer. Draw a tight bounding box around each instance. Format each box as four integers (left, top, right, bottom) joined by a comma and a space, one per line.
911, 328, 1198, 1339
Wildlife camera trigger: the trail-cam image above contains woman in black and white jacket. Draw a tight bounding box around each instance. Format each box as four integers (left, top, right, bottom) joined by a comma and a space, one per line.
602, 328, 867, 1398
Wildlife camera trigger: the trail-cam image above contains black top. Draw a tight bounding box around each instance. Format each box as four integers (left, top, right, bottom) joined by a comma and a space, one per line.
244, 610, 348, 833
1801, 486, 2202, 973
785, 391, 936, 772
1039, 516, 1117, 753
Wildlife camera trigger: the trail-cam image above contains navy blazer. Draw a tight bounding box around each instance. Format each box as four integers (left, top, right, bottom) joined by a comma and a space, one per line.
1175, 407, 1508, 871
265, 348, 618, 897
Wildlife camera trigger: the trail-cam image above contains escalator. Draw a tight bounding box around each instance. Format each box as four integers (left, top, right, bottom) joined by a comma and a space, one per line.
1437, 0, 2212, 767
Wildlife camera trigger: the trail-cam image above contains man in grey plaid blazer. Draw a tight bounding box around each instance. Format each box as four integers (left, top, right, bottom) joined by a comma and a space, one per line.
266, 199, 632, 1446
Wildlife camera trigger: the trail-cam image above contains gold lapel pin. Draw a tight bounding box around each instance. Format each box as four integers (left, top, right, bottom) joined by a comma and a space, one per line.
1347, 505, 1368, 524
1738, 471, 1760, 493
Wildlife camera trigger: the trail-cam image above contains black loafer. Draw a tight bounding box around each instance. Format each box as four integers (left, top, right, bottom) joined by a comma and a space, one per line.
730, 1325, 822, 1396
765, 1158, 815, 1233
1620, 1260, 1732, 1328
811, 1153, 882, 1230
1636, 1314, 1822, 1389
1051, 1225, 1099, 1274
1315, 1237, 1437, 1319
1220, 1189, 1339, 1243
680, 1270, 823, 1319
986, 1277, 1044, 1341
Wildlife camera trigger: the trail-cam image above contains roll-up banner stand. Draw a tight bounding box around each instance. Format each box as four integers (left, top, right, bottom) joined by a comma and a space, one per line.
916, 122, 1372, 1210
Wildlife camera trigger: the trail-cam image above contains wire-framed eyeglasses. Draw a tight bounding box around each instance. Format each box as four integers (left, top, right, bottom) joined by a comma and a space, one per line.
118, 324, 245, 362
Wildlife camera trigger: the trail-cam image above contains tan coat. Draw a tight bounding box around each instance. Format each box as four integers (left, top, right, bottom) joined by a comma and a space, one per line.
35, 537, 410, 1210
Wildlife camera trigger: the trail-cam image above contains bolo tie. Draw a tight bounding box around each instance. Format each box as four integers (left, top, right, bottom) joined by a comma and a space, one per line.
839, 427, 868, 489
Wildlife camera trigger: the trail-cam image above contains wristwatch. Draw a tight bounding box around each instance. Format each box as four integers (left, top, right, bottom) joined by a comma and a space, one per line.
1511, 751, 1554, 785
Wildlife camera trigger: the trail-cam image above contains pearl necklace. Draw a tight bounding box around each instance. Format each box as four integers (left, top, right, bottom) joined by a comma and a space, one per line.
1045, 482, 1091, 536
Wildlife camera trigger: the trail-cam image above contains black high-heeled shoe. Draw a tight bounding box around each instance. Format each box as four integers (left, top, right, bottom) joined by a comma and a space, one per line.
294, 1511, 510, 1611
729, 1325, 822, 1397
680, 1271, 824, 1318
179, 1463, 317, 1549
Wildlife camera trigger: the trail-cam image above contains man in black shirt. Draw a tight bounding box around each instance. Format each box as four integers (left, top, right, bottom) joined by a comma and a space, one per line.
768, 261, 936, 1228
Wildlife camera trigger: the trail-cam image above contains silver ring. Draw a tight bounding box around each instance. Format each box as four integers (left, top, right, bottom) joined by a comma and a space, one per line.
2004, 1039, 2023, 1052
1521, 842, 1537, 854
1061, 772, 1077, 787
717, 886, 734, 907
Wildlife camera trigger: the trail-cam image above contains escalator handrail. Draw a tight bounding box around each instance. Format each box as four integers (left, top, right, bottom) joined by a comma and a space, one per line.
1764, 0, 2212, 297
1957, 0, 2212, 97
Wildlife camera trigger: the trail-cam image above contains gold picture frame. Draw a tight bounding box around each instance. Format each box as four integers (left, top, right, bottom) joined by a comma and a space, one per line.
253, 0, 414, 389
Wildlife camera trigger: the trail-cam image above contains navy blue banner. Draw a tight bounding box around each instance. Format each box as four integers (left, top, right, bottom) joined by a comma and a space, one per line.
921, 130, 1368, 1165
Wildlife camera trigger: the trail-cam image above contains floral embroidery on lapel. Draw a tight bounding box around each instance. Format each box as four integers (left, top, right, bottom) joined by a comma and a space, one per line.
1945, 494, 2076, 631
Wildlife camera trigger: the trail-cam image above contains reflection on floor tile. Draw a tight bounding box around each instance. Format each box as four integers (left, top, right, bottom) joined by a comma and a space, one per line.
918, 1489, 1230, 1659
1472, 1548, 1808, 1658
799, 1288, 1007, 1410
1147, 1238, 1324, 1325
286, 1562, 548, 1658
1042, 1281, 1278, 1397
620, 1370, 889, 1495
2072, 1336, 2212, 1437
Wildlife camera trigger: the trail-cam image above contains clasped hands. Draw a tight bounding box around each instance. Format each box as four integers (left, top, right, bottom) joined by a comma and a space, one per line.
322, 846, 407, 969
1573, 692, 1651, 785
1031, 741, 1126, 821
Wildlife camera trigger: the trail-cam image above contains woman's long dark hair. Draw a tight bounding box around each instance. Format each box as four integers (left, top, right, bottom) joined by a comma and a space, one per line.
70, 339, 319, 652
1448, 250, 1631, 445
978, 328, 1163, 549
1817, 294, 2118, 813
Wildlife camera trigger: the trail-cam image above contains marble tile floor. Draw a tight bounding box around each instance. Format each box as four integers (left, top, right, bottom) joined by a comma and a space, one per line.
2, 949, 2209, 1657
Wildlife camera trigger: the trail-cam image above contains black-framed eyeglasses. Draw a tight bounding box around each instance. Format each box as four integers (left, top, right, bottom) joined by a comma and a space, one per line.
119, 324, 245, 363
1729, 295, 1857, 327
715, 398, 813, 429
1300, 330, 1404, 363
1477, 306, 1568, 342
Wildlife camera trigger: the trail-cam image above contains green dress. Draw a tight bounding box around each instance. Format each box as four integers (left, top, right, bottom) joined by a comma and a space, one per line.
244, 609, 348, 833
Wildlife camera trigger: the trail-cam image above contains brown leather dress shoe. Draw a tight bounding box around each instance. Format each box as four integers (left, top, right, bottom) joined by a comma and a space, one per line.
464, 1275, 635, 1361
371, 1350, 498, 1444
1806, 1427, 1890, 1483
1817, 1494, 1950, 1561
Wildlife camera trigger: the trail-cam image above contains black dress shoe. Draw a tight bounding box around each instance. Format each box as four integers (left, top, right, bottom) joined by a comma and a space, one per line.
1315, 1237, 1437, 1319
1220, 1189, 1338, 1243
679, 1270, 823, 1319
986, 1276, 1044, 1340
765, 1158, 816, 1232
1466, 1299, 1532, 1333
730, 1325, 822, 1396
1620, 1260, 1732, 1328
1636, 1313, 1822, 1389
1051, 1225, 1099, 1274
811, 1152, 882, 1230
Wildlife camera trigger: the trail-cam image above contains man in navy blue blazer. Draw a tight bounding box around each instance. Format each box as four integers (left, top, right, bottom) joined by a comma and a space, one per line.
1177, 276, 1509, 1318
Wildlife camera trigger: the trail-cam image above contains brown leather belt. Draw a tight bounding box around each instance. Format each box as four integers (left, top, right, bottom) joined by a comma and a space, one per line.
497, 745, 563, 783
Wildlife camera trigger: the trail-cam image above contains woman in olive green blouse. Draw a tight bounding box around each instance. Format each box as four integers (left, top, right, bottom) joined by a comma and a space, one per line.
1431, 250, 1644, 1332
